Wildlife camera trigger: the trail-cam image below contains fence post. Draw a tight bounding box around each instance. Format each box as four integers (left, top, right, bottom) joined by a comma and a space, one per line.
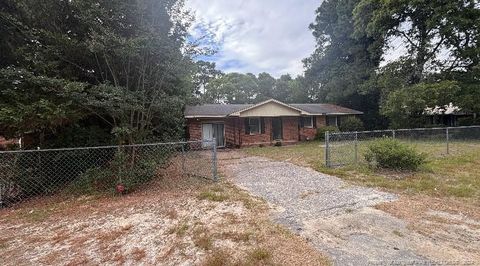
211, 138, 218, 181
446, 127, 450, 154
354, 131, 358, 164
181, 143, 186, 176
325, 131, 330, 167
392, 129, 396, 139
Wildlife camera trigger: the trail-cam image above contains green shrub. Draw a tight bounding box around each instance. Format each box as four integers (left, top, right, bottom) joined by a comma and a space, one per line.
13, 149, 114, 197
315, 126, 339, 141
66, 150, 163, 195
364, 138, 427, 171
339, 116, 364, 132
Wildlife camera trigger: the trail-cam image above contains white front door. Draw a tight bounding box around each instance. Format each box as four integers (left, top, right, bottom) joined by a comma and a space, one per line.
202, 123, 214, 147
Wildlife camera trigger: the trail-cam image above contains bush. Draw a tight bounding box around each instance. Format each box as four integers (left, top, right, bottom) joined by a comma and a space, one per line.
364, 138, 426, 171
66, 149, 168, 195
315, 126, 339, 141
339, 116, 364, 132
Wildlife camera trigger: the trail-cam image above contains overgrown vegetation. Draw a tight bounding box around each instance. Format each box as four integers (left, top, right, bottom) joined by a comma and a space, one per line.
66, 151, 162, 195
0, 0, 202, 147
364, 138, 427, 171
339, 117, 364, 132
315, 126, 339, 140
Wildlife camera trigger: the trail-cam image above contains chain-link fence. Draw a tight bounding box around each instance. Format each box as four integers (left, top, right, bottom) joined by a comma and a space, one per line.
0, 140, 218, 207
325, 126, 480, 167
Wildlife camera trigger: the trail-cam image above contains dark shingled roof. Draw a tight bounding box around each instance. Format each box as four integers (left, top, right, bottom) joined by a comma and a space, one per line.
185, 101, 363, 117
185, 104, 252, 117
290, 104, 363, 115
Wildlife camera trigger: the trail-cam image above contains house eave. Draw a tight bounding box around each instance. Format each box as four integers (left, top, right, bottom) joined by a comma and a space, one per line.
185, 115, 227, 119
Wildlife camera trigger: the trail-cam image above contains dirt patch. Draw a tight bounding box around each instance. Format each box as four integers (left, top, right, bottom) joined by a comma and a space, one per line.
0, 172, 329, 265
376, 195, 480, 263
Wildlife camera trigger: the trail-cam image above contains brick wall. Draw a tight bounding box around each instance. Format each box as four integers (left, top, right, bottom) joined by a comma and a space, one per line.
186, 118, 240, 148
299, 116, 326, 140
282, 117, 299, 143
240, 117, 272, 146
187, 115, 330, 147
186, 119, 202, 141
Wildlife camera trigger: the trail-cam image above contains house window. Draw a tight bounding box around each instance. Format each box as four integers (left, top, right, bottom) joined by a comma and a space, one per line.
326, 116, 338, 127
301, 116, 314, 128
247, 118, 261, 134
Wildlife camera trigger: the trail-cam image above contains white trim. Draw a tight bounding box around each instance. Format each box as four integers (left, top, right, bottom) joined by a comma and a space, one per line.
229, 99, 308, 116
185, 115, 226, 118
306, 112, 362, 115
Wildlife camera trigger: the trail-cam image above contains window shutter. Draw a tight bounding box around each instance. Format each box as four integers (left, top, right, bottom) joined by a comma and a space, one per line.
261, 117, 265, 134
313, 116, 317, 128
244, 118, 250, 134
299, 117, 304, 128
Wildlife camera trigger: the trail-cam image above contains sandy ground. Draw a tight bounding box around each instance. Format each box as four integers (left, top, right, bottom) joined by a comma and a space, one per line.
218, 150, 480, 265
0, 172, 329, 265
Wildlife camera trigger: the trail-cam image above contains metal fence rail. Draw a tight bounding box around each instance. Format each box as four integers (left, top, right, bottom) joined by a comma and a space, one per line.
0, 140, 218, 207
325, 126, 480, 167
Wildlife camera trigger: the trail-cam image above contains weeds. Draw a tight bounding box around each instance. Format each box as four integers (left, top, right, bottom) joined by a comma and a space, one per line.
197, 191, 228, 202
169, 223, 189, 236
201, 250, 232, 266
194, 235, 213, 250
392, 230, 404, 237
248, 247, 271, 262
219, 231, 253, 242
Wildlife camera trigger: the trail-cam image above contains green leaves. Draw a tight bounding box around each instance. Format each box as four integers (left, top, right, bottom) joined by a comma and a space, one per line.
381, 81, 463, 128
365, 138, 427, 171
0, 0, 197, 146
0, 67, 87, 138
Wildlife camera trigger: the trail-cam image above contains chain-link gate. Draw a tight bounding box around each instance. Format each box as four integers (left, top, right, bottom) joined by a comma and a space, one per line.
0, 140, 218, 207
325, 126, 480, 167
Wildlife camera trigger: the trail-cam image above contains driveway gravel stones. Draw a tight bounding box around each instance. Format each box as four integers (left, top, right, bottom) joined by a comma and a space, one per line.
219, 153, 437, 265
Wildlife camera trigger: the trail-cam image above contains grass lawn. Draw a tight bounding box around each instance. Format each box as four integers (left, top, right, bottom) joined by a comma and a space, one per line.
244, 140, 480, 203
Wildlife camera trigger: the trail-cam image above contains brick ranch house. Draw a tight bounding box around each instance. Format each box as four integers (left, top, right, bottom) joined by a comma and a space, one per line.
185, 99, 362, 148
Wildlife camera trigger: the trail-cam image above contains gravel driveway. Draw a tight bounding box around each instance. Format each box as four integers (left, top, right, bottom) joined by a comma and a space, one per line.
219, 152, 442, 265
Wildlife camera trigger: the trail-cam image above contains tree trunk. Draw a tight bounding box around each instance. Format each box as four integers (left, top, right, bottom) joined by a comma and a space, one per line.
411, 20, 428, 84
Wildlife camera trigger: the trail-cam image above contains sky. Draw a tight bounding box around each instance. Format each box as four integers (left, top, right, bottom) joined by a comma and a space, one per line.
185, 0, 320, 78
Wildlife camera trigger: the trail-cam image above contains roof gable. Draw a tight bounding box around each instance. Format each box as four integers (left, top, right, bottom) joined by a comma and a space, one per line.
229, 99, 306, 117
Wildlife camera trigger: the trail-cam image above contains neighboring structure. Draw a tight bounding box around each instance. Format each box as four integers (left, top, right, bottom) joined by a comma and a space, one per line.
423, 103, 475, 127
0, 136, 21, 150
185, 99, 362, 148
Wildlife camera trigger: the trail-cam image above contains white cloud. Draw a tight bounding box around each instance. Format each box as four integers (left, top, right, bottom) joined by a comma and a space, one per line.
186, 0, 319, 77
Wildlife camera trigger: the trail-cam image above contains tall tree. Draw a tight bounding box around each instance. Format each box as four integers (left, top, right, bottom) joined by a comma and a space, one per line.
354, 0, 480, 127
255, 72, 276, 102
203, 72, 258, 104
304, 0, 386, 128
353, 0, 479, 84
272, 74, 293, 102
0, 0, 198, 145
